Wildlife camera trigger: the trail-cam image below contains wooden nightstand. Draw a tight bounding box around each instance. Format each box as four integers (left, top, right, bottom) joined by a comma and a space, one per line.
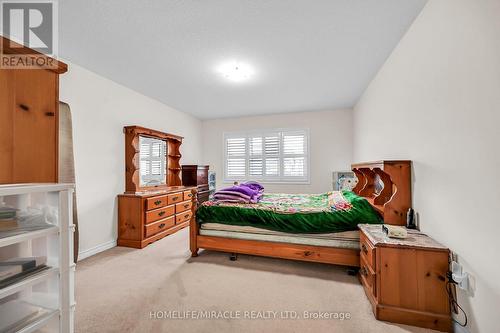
358, 224, 451, 332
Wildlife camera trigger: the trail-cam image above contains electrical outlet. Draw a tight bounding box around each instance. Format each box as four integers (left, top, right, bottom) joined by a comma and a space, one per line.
451, 261, 475, 294
458, 272, 469, 291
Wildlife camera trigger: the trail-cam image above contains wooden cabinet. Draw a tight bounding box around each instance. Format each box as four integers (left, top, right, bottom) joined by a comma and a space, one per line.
0, 69, 64, 183
14, 70, 58, 183
0, 36, 67, 184
118, 186, 197, 249
358, 224, 451, 332
181, 165, 210, 204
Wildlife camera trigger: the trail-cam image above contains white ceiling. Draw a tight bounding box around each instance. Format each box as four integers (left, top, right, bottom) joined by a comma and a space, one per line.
59, 0, 427, 120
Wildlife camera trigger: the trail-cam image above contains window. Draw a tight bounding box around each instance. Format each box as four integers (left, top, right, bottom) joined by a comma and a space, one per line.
224, 129, 309, 183
139, 136, 167, 186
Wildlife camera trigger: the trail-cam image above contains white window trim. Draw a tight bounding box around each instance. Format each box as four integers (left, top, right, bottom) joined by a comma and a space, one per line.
223, 128, 310, 185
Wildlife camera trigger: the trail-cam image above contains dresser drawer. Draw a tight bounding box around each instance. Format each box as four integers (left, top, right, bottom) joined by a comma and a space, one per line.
146, 195, 169, 210
176, 211, 192, 224
176, 200, 192, 213
167, 192, 183, 205
144, 216, 175, 238
198, 191, 210, 205
360, 232, 376, 269
360, 256, 376, 298
198, 184, 209, 192
145, 205, 175, 224
183, 190, 193, 201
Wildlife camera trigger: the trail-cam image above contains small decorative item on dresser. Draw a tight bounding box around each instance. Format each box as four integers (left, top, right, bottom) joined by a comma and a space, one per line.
382, 225, 407, 239
358, 224, 452, 332
332, 171, 357, 191
181, 165, 210, 204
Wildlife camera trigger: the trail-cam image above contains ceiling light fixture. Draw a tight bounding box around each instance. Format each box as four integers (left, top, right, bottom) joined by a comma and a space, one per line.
217, 60, 254, 83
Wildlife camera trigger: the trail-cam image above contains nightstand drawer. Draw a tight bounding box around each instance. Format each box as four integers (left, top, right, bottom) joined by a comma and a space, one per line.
360, 256, 376, 297
360, 232, 376, 268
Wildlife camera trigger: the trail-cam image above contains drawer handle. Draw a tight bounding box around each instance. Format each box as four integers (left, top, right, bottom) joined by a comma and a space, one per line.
184, 204, 189, 208
184, 214, 189, 218
187, 193, 193, 197
159, 223, 165, 228
158, 211, 165, 217
361, 244, 368, 254
172, 197, 178, 201
154, 200, 162, 206
45, 112, 55, 117
19, 104, 30, 111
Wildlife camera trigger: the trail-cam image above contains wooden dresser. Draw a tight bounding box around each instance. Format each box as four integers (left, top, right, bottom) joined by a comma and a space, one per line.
118, 186, 196, 248
358, 224, 451, 332
181, 165, 210, 204
118, 126, 195, 248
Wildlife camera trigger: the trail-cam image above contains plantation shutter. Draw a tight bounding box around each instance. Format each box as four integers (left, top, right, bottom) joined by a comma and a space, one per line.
264, 133, 280, 178
282, 130, 307, 179
224, 129, 309, 183
248, 136, 263, 177
226, 136, 246, 179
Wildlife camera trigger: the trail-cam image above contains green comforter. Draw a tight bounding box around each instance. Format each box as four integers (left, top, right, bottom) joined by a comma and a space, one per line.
196, 191, 382, 234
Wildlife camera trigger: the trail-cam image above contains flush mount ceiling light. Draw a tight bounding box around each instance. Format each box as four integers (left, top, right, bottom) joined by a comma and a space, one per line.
216, 61, 255, 83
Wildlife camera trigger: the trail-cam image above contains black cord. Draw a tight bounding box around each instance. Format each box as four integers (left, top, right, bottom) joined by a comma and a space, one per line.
446, 280, 468, 327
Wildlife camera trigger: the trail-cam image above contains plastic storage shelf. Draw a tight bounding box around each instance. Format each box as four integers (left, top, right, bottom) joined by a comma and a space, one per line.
0, 183, 75, 333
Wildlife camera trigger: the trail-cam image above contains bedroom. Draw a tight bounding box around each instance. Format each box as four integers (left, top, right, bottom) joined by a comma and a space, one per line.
0, 0, 498, 332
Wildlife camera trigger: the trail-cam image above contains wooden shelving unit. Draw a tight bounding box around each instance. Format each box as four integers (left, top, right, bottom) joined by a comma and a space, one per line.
0, 183, 75, 333
123, 126, 184, 191
167, 139, 182, 186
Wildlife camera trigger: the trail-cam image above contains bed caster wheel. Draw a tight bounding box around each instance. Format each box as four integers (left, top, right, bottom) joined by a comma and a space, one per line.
347, 267, 359, 276
229, 253, 238, 261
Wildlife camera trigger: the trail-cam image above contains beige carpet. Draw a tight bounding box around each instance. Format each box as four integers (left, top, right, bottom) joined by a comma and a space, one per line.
75, 228, 436, 333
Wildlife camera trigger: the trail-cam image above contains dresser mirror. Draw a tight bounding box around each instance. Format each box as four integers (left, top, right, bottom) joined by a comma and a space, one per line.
139, 135, 167, 187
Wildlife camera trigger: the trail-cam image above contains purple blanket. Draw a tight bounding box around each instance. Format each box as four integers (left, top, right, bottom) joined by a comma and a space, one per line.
213, 181, 264, 204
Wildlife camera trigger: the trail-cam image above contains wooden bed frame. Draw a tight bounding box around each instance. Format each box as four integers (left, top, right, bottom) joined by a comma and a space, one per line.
190, 160, 411, 267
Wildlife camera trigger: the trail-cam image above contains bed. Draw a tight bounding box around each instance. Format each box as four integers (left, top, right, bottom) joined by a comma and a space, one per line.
190, 160, 411, 267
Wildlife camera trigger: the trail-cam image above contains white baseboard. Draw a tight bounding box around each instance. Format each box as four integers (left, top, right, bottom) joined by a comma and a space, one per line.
78, 239, 117, 261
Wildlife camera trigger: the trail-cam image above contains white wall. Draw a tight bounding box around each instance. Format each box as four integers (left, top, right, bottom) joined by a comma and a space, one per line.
59, 63, 202, 259
353, 1, 500, 332
202, 110, 352, 194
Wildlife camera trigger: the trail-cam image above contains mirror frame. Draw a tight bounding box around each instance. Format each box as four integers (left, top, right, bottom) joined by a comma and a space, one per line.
123, 126, 183, 193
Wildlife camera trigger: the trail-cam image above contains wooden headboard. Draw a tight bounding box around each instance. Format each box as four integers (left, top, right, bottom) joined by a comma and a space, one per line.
351, 160, 411, 226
